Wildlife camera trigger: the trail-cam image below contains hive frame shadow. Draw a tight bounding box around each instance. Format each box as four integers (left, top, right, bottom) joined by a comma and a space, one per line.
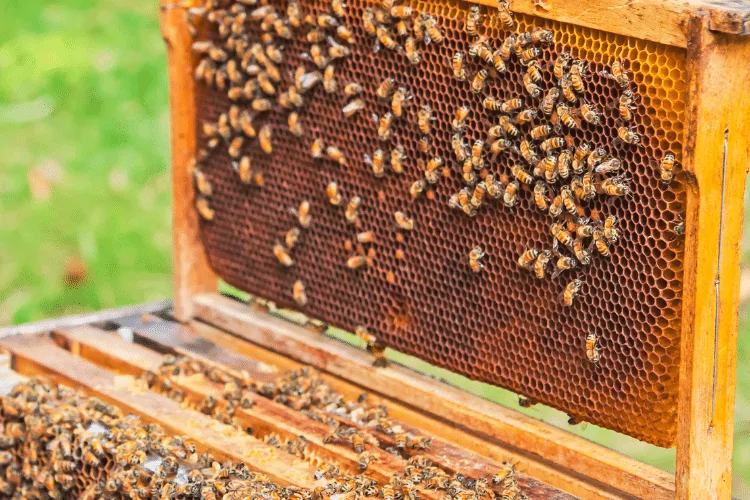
160, 0, 750, 498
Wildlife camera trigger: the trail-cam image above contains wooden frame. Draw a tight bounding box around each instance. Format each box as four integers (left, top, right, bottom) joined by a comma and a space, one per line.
155, 1, 750, 499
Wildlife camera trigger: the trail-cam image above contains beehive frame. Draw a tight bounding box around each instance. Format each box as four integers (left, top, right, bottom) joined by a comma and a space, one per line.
160, 0, 750, 498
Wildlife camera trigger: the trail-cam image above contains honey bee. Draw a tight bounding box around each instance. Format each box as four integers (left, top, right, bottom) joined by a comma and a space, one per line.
465, 6, 482, 36
326, 145, 346, 166
273, 243, 294, 267
502, 97, 524, 114
478, 44, 498, 70
296, 69, 323, 93
391, 146, 406, 174
259, 124, 273, 154
363, 149, 385, 178
392, 87, 411, 118
194, 58, 217, 85
596, 157, 622, 175
602, 215, 619, 243
258, 72, 277, 95
452, 106, 470, 131
556, 103, 578, 129
394, 211, 414, 230
503, 179, 519, 207
497, 34, 517, 62
404, 37, 420, 64
395, 19, 410, 37
581, 171, 597, 200
522, 72, 541, 98
585, 332, 601, 363
483, 96, 503, 112
585, 147, 606, 170
600, 175, 631, 196
573, 238, 591, 265
511, 164, 534, 185
293, 280, 308, 306
344, 82, 362, 96
520, 47, 540, 66
376, 25, 401, 52
196, 196, 215, 221
534, 88, 559, 117
497, 0, 514, 27
471, 140, 485, 169
357, 231, 375, 244
235, 156, 262, 186
452, 134, 469, 162
376, 112, 394, 141
328, 38, 351, 59
451, 51, 467, 81
347, 255, 368, 269
527, 182, 548, 212
548, 193, 563, 217
390, 5, 413, 18
659, 152, 677, 184
600, 59, 631, 89
485, 174, 504, 199
311, 138, 324, 159
327, 182, 343, 205
552, 255, 577, 278
323, 65, 338, 93
540, 136, 566, 153
252, 97, 274, 112
616, 89, 637, 122
529, 124, 551, 141
345, 196, 361, 223
568, 60, 587, 93
191, 166, 212, 197
342, 98, 365, 118
559, 74, 578, 104
462, 159, 477, 184
517, 248, 539, 271
471, 181, 487, 207
518, 139, 539, 166
417, 105, 434, 135
576, 101, 601, 126
592, 229, 611, 256
337, 24, 354, 42
559, 185, 579, 216
288, 111, 303, 137
571, 142, 591, 174
550, 222, 573, 249
490, 139, 513, 158
318, 13, 339, 28
534, 250, 552, 279
298, 200, 311, 228
286, 227, 301, 249
471, 69, 489, 93
362, 8, 377, 35
537, 155, 557, 183
418, 135, 431, 153
469, 246, 485, 273
410, 179, 427, 198
424, 16, 443, 44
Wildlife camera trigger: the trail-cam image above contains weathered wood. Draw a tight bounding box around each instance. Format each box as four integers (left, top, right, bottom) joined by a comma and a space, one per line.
160, 0, 217, 322
51, 326, 425, 490
464, 0, 750, 49
675, 15, 750, 500
192, 293, 674, 499
0, 333, 319, 489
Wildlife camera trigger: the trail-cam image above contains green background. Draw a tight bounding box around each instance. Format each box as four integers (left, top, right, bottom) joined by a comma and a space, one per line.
0, 0, 746, 495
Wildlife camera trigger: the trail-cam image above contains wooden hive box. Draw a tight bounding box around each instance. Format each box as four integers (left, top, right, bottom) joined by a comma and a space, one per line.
1, 0, 749, 498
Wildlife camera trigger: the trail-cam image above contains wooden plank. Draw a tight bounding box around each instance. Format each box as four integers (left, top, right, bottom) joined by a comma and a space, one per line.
51, 326, 425, 490
675, 15, 750, 500
193, 293, 674, 499
0, 333, 319, 489
160, 0, 217, 323
463, 0, 750, 49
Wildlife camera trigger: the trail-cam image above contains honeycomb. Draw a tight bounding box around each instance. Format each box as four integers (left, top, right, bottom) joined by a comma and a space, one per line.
192, 0, 687, 446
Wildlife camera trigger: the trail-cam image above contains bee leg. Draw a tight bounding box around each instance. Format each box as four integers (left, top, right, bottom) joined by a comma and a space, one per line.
551, 239, 563, 257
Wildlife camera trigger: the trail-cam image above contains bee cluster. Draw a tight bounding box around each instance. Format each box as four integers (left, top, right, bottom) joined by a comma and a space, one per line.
0, 378, 306, 499
141, 354, 528, 499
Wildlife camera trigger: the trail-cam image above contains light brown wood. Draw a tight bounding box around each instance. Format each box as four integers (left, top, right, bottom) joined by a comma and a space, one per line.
160, 0, 217, 322
675, 14, 750, 500
0, 334, 319, 488
51, 326, 429, 491
193, 293, 675, 500
464, 0, 750, 49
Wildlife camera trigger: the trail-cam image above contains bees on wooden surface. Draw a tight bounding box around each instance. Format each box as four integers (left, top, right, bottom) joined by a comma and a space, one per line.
273, 243, 294, 267
345, 196, 361, 223
451, 51, 467, 81
471, 69, 489, 93
659, 152, 677, 184
293, 280, 308, 306
497, 0, 514, 27
469, 246, 485, 273
517, 248, 539, 271
327, 182, 343, 205
342, 98, 365, 117
585, 332, 601, 363
394, 211, 414, 230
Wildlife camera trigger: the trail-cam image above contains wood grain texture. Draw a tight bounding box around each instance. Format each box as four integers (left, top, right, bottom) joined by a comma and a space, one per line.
193, 292, 675, 500
675, 14, 750, 500
160, 0, 217, 322
465, 0, 750, 48
0, 334, 319, 488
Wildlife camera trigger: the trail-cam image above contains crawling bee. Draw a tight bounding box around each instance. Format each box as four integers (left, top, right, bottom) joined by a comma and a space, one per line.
540, 136, 567, 153
418, 105, 434, 135
323, 65, 338, 93
376, 25, 402, 52
534, 250, 552, 279
586, 147, 607, 170
592, 229, 611, 256
503, 180, 519, 207
522, 72, 541, 98
600, 175, 631, 196
556, 103, 578, 129
533, 181, 549, 211
585, 332, 601, 363
452, 134, 469, 162
602, 215, 619, 243
518, 139, 539, 165
659, 152, 677, 184
568, 60, 587, 92
469, 246, 485, 273
293, 280, 307, 306
560, 185, 579, 216
410, 179, 427, 198
404, 37, 420, 64
511, 164, 534, 185
286, 227, 300, 249
196, 197, 214, 221
273, 244, 294, 267
345, 196, 361, 223
391, 146, 406, 174
394, 211, 414, 230
392, 87, 411, 118
471, 181, 487, 207
600, 59, 631, 89
552, 255, 577, 278
362, 8, 377, 36
424, 16, 443, 44
357, 231, 375, 244
471, 140, 485, 169
517, 248, 539, 271
572, 142, 592, 174
297, 200, 311, 228
288, 111, 303, 137
573, 238, 591, 265
376, 77, 396, 101
344, 82, 362, 96
376, 112, 394, 141
452, 106, 470, 131
347, 255, 368, 269
539, 155, 558, 184
485, 174, 504, 199
539, 87, 560, 116
418, 135, 431, 153
465, 6, 482, 36
327, 145, 347, 166
311, 138, 324, 159
483, 96, 503, 112
617, 89, 638, 121
462, 159, 477, 185
520, 47, 541, 66
258, 124, 273, 154
327, 182, 343, 205
497, 0, 514, 27
497, 34, 516, 62
365, 149, 385, 177
342, 98, 365, 118
579, 100, 602, 125
471, 69, 489, 93
559, 74, 578, 104
551, 222, 574, 251
451, 51, 467, 81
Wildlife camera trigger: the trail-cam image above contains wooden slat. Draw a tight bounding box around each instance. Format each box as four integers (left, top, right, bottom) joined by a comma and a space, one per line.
97, 317, 575, 499
675, 15, 750, 500
51, 326, 424, 490
0, 333, 319, 489
160, 0, 217, 322
462, 0, 750, 49
194, 292, 676, 499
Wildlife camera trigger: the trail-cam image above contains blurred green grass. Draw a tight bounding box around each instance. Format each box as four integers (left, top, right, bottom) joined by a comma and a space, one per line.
0, 0, 747, 495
